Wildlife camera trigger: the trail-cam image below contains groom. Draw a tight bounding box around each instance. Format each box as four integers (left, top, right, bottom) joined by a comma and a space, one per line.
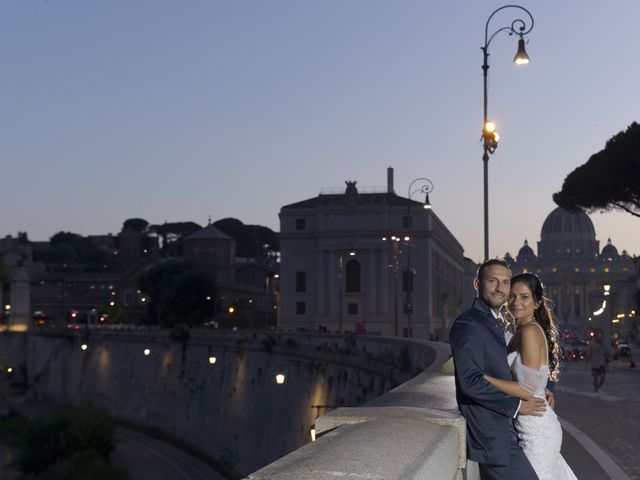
450, 259, 546, 480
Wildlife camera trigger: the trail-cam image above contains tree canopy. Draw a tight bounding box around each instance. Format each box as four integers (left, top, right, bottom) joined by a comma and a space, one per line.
214, 217, 278, 259
122, 218, 149, 232
43, 231, 113, 270
553, 122, 640, 217
139, 260, 216, 327
148, 221, 202, 256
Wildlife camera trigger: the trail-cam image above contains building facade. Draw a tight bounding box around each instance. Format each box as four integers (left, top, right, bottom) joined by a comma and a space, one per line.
505, 207, 639, 341
279, 168, 471, 339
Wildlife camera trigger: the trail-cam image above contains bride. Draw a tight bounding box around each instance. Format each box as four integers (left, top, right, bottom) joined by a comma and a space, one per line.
484, 273, 578, 480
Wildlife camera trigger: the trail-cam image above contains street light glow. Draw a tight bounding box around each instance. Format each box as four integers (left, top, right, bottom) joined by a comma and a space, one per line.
81, 344, 88, 351
484, 121, 496, 133
513, 38, 531, 65
275, 373, 286, 384
593, 300, 607, 316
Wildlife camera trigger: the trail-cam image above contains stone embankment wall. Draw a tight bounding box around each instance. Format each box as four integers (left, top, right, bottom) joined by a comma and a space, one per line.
0, 329, 441, 477
248, 345, 472, 480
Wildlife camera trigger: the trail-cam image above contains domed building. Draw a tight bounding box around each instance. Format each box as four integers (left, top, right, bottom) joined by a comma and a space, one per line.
506, 207, 638, 336
538, 207, 599, 261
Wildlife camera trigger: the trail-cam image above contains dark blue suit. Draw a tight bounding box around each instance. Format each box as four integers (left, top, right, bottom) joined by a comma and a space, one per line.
450, 298, 537, 479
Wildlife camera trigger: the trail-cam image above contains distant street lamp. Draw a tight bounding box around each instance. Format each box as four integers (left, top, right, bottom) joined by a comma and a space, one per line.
481, 5, 534, 260
382, 236, 402, 336
404, 178, 433, 337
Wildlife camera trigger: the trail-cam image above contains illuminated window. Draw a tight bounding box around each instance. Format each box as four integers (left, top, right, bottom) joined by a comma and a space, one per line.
589, 267, 596, 273
604, 266, 610, 273
574, 267, 580, 273
551, 267, 558, 273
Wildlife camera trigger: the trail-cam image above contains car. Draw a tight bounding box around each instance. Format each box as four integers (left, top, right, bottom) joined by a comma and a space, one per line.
615, 342, 632, 360
564, 339, 588, 361
32, 310, 49, 325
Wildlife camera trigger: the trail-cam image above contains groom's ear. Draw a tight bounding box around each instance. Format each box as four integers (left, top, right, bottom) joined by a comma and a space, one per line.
473, 277, 480, 292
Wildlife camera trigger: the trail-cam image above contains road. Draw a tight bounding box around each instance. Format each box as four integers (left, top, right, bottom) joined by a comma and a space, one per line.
113, 427, 229, 480
555, 359, 640, 480
0, 399, 230, 480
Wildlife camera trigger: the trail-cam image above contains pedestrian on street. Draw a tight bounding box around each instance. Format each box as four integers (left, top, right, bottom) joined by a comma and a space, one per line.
586, 332, 609, 395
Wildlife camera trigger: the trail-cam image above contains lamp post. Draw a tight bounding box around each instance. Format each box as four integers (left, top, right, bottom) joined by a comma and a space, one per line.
382, 235, 402, 337
405, 178, 433, 337
481, 5, 534, 260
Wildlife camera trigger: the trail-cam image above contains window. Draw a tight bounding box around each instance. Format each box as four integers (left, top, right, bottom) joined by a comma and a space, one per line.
345, 260, 361, 293
348, 303, 358, 315
295, 271, 306, 293
295, 218, 306, 230
402, 269, 413, 292
296, 301, 306, 315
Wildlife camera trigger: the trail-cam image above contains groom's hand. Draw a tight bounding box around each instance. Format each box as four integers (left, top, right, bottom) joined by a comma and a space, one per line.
519, 397, 546, 416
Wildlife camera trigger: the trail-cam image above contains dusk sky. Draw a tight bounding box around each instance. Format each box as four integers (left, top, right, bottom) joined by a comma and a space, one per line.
2, 1, 639, 263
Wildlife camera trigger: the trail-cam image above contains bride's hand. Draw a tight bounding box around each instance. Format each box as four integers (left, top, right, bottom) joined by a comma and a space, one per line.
519, 397, 546, 416
545, 389, 555, 410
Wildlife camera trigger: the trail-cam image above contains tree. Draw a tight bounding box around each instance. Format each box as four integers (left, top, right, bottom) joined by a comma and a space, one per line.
139, 260, 216, 327
45, 231, 112, 270
553, 122, 640, 217
213, 217, 278, 258
17, 404, 115, 474
148, 221, 202, 256
122, 218, 149, 232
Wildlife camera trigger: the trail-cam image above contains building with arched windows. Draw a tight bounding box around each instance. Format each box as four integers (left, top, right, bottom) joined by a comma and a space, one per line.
505, 207, 639, 340
278, 168, 476, 339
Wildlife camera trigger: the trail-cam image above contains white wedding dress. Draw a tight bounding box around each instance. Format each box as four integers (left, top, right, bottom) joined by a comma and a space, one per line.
509, 323, 578, 480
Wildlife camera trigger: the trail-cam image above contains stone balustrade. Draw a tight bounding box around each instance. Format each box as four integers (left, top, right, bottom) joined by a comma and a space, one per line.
248, 341, 479, 480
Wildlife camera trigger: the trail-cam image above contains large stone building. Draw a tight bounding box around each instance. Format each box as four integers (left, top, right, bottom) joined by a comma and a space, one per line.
505, 207, 639, 341
278, 168, 475, 339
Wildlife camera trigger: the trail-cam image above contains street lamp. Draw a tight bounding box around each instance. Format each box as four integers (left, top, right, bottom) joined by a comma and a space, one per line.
404, 178, 434, 337
481, 5, 534, 261
382, 236, 402, 336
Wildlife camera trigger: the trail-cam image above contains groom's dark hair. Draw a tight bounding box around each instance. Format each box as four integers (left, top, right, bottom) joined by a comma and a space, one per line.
476, 258, 511, 282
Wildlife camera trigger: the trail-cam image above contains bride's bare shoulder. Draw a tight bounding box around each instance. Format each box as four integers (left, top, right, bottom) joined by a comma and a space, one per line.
519, 322, 546, 345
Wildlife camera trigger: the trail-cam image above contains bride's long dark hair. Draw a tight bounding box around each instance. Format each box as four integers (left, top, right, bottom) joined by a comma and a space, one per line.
510, 273, 561, 381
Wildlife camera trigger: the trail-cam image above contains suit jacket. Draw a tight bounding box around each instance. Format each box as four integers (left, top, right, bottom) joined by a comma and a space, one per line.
450, 297, 520, 466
